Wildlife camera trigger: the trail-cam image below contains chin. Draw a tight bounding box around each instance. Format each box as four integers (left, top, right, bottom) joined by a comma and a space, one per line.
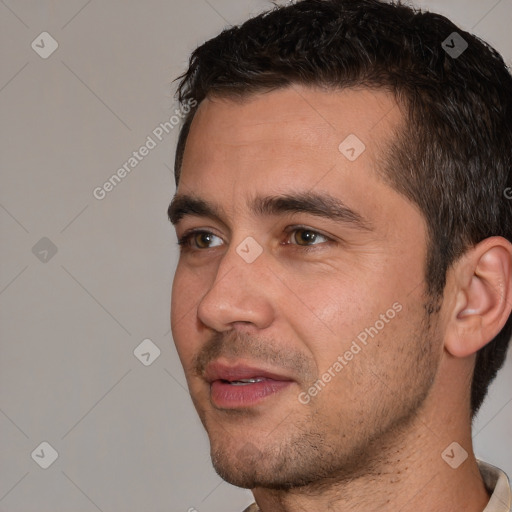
208, 433, 353, 491
211, 454, 306, 490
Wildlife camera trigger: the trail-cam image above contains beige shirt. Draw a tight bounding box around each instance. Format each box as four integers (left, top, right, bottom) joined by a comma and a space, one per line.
242, 460, 511, 512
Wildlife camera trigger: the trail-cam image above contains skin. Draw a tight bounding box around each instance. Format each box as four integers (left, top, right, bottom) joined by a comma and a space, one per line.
170, 85, 512, 511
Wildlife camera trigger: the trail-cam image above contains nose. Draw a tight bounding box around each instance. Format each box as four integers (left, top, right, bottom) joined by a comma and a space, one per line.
197, 244, 275, 333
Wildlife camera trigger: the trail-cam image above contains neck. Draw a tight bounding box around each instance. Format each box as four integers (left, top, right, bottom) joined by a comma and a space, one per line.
251, 391, 490, 512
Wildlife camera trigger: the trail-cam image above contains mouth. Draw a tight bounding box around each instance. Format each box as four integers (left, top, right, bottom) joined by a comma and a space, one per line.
225, 377, 267, 385
203, 361, 295, 409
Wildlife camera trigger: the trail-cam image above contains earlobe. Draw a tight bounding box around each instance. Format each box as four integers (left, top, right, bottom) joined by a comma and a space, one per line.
445, 238, 512, 358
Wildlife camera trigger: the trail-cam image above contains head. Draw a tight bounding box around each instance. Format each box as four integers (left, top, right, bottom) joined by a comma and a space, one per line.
169, 0, 512, 490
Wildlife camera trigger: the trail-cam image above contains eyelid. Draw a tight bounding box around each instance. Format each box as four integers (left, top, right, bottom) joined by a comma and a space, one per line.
177, 228, 224, 249
177, 225, 335, 251
282, 224, 332, 244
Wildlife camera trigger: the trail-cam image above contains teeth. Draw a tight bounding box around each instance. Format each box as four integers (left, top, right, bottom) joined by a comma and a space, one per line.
230, 378, 264, 385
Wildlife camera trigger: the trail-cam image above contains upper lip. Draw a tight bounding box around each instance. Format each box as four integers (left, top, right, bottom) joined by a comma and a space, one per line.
203, 360, 295, 384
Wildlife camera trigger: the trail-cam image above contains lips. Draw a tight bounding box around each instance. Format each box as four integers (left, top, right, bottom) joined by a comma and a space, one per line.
204, 362, 294, 384
203, 361, 295, 408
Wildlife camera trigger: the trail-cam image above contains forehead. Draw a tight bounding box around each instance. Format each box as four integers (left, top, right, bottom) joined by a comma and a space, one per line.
178, 86, 404, 214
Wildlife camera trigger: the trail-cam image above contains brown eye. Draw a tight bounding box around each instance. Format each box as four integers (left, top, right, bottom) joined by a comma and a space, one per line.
178, 231, 223, 250
291, 229, 328, 246
194, 232, 216, 249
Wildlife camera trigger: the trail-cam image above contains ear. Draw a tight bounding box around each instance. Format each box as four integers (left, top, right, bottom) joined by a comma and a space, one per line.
445, 237, 512, 358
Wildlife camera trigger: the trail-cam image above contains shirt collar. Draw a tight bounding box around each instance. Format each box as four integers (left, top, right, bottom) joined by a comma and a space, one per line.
479, 460, 512, 512
243, 460, 512, 512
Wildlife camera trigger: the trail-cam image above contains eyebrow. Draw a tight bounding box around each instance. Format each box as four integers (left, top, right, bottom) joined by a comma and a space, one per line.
167, 192, 373, 231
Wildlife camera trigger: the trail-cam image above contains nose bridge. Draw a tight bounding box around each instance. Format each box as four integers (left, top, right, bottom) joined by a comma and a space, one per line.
215, 230, 267, 288
197, 236, 273, 330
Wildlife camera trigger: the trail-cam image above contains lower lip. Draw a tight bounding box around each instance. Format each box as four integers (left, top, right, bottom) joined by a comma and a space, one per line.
210, 379, 293, 408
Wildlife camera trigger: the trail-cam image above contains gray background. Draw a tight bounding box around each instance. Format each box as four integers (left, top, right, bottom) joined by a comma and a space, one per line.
0, 0, 511, 511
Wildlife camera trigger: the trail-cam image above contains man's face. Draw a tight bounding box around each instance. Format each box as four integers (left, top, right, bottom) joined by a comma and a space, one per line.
170, 86, 442, 488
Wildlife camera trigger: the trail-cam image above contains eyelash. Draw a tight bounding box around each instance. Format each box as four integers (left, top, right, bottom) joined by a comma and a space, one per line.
177, 226, 333, 253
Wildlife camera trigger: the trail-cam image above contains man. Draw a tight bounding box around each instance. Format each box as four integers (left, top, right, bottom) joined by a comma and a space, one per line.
168, 0, 512, 510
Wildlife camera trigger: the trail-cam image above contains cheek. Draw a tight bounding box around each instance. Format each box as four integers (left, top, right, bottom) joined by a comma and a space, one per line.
287, 267, 370, 328
307, 299, 419, 400
286, 268, 410, 370
171, 261, 208, 318
170, 266, 186, 321
170, 266, 203, 363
